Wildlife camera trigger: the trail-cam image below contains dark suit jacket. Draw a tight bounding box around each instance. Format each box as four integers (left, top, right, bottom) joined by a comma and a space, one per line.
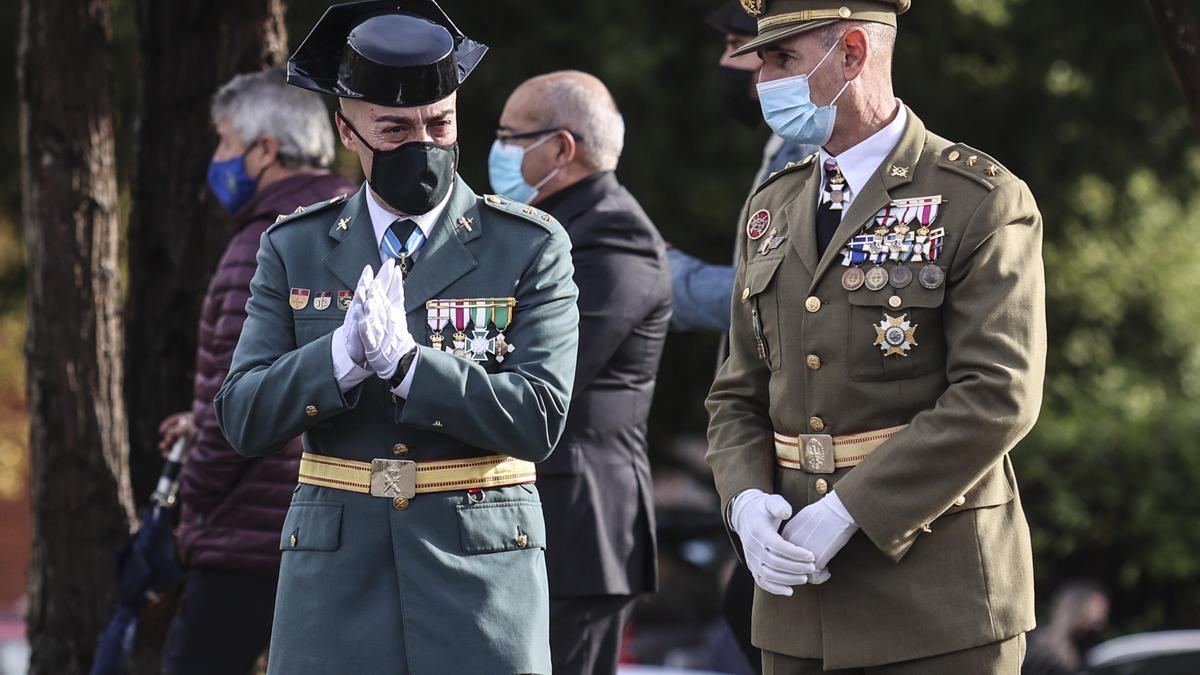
538, 171, 670, 597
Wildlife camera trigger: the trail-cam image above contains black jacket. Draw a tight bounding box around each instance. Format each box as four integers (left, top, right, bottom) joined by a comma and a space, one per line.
538, 171, 670, 597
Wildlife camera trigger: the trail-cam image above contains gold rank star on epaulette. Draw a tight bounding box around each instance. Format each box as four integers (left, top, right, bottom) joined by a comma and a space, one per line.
482, 195, 558, 231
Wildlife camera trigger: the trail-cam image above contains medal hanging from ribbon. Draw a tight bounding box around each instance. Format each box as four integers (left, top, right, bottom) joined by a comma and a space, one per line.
468, 302, 493, 362
426, 304, 451, 351
491, 300, 516, 362
451, 303, 470, 357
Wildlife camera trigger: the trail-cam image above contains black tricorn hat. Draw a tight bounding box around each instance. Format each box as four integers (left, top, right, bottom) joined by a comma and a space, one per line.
287, 0, 488, 107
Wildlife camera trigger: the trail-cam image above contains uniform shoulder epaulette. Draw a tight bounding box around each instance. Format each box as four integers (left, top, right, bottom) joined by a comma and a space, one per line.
481, 194, 558, 232
268, 193, 349, 230
756, 152, 819, 194
936, 144, 1015, 191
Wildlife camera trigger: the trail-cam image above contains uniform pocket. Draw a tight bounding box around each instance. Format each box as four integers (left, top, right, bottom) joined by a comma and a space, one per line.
293, 317, 342, 347
847, 273, 946, 381
457, 499, 546, 554
742, 256, 786, 372
279, 501, 343, 552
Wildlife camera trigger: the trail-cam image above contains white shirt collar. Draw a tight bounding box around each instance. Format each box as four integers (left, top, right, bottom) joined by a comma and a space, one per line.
363, 180, 454, 254
819, 101, 908, 204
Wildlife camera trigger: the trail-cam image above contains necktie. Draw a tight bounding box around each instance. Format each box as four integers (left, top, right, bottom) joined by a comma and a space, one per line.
815, 158, 846, 259
381, 219, 423, 279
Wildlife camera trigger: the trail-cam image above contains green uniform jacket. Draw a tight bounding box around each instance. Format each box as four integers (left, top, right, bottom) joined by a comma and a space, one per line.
214, 178, 579, 674
705, 109, 1045, 669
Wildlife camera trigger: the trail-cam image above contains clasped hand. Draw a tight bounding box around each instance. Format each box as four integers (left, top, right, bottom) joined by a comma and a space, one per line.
339, 258, 415, 380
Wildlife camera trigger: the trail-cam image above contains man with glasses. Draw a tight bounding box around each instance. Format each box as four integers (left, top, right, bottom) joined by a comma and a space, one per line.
489, 70, 670, 674
215, 2, 579, 672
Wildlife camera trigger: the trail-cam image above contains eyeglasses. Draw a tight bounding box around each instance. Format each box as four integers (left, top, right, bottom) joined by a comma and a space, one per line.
495, 127, 585, 144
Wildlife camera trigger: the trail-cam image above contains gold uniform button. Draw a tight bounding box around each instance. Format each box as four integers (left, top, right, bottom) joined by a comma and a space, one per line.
805, 296, 822, 313
806, 355, 822, 370
515, 533, 529, 548
289, 533, 297, 548
305, 405, 319, 417
888, 295, 902, 308
815, 478, 829, 495
838, 6, 852, 18
948, 150, 961, 162
392, 443, 410, 457
954, 495, 967, 507
393, 496, 410, 511
809, 416, 825, 432
741, 287, 751, 302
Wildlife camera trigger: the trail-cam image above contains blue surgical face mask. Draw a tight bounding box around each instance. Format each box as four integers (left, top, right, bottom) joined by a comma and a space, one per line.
756, 40, 852, 147
206, 141, 264, 213
487, 133, 561, 204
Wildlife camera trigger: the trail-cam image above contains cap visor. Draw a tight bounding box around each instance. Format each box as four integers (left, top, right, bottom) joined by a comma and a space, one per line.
729, 19, 837, 57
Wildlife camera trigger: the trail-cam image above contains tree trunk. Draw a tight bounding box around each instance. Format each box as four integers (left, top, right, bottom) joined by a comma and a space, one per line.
124, 0, 287, 505
18, 0, 134, 671
1146, 0, 1200, 135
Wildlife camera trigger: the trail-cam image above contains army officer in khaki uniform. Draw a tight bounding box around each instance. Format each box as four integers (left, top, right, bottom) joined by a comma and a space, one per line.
705, 1, 1046, 673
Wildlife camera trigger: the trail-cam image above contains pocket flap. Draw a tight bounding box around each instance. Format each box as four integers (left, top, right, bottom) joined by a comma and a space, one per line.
742, 256, 785, 300
279, 501, 343, 551
457, 499, 546, 554
848, 280, 945, 309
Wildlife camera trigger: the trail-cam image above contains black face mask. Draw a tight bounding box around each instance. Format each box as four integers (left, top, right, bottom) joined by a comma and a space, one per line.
718, 66, 762, 129
339, 112, 458, 215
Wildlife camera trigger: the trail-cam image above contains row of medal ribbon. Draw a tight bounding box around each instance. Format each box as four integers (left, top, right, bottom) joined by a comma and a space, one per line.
838, 196, 947, 292
425, 298, 518, 363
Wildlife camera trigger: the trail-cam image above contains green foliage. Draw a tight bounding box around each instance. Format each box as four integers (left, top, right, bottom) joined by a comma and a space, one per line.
0, 0, 1195, 634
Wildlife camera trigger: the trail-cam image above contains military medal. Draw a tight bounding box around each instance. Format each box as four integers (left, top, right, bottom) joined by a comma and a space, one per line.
289, 288, 310, 310
450, 303, 470, 357
337, 290, 353, 311
426, 303, 451, 351
313, 291, 332, 311
874, 313, 918, 357
919, 265, 946, 290
841, 267, 865, 291
746, 209, 770, 241
822, 159, 847, 211
889, 265, 913, 289
490, 299, 517, 361
467, 302, 493, 362
864, 266, 890, 291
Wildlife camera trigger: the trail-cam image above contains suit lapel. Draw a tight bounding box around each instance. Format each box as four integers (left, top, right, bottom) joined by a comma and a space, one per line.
809, 108, 926, 290
401, 176, 480, 313
322, 188, 377, 291
782, 163, 823, 275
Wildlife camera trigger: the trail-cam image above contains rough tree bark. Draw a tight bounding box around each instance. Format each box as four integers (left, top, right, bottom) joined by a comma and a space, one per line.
124, 0, 287, 504
18, 0, 135, 672
1146, 0, 1200, 135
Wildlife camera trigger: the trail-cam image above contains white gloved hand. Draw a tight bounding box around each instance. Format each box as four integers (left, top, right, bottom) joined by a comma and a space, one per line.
340, 264, 373, 368
730, 489, 819, 596
780, 491, 858, 584
358, 258, 416, 380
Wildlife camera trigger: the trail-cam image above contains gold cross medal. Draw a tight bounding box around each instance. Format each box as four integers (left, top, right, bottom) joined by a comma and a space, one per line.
874, 313, 918, 357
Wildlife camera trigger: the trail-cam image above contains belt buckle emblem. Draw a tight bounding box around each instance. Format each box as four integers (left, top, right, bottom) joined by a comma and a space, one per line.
370, 459, 417, 499
802, 435, 835, 474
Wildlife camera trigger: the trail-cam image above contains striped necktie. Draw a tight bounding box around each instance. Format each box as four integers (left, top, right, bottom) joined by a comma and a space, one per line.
381, 219, 426, 279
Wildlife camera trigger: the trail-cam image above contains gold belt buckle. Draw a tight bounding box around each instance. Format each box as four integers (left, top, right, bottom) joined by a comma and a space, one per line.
370, 459, 417, 499
798, 435, 835, 474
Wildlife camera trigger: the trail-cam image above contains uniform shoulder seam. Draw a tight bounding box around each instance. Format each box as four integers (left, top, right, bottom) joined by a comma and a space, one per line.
266, 193, 349, 233
755, 152, 819, 195
481, 194, 559, 232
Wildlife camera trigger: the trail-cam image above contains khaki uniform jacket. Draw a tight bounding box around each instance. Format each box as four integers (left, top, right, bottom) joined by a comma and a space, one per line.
705, 108, 1045, 669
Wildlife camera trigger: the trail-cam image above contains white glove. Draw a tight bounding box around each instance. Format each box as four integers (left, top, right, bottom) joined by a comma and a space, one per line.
340, 264, 373, 368
730, 489, 819, 596
780, 491, 858, 584
358, 258, 415, 380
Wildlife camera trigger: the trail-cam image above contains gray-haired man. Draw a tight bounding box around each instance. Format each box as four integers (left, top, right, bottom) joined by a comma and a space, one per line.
158, 68, 354, 675
489, 70, 671, 674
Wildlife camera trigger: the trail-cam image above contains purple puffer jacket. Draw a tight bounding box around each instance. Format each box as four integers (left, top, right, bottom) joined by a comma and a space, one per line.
178, 171, 357, 573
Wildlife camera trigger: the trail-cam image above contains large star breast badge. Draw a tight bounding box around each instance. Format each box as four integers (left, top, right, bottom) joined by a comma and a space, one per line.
874, 313, 918, 357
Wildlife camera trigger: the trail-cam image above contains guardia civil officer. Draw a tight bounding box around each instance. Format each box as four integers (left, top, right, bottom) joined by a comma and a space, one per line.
705, 1, 1045, 673
214, 2, 580, 673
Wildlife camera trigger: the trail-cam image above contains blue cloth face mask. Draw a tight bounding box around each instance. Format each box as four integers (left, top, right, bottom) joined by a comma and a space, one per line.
487, 132, 562, 204
206, 141, 264, 213
756, 41, 852, 147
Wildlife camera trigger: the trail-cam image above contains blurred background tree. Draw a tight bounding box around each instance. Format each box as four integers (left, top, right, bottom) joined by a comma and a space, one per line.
4, 0, 1199, 665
